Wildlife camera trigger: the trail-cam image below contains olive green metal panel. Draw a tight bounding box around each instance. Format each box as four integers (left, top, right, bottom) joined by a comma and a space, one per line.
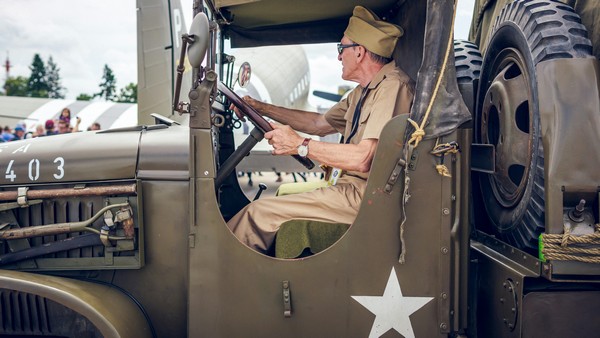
537, 59, 600, 279
522, 291, 600, 338
0, 131, 140, 185
138, 125, 189, 180
471, 239, 539, 338
113, 179, 190, 338
190, 113, 460, 337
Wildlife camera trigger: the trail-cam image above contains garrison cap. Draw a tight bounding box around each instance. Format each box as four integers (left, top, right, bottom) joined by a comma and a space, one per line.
344, 6, 403, 58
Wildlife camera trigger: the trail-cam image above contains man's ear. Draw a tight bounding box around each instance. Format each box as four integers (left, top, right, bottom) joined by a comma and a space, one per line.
356, 46, 365, 60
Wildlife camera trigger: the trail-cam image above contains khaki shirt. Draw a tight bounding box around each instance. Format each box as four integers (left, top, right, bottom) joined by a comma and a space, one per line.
324, 62, 415, 179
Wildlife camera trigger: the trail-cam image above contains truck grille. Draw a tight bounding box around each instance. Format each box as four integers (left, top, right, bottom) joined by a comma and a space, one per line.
0, 183, 142, 270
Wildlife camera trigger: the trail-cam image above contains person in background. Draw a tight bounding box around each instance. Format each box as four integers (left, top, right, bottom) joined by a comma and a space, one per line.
12, 126, 25, 141
57, 119, 71, 134
34, 124, 45, 137
45, 120, 58, 136
89, 122, 101, 131
2, 126, 15, 141
59, 107, 72, 125
58, 107, 81, 132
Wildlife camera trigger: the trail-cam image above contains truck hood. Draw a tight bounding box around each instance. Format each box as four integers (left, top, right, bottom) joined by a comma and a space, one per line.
0, 125, 189, 186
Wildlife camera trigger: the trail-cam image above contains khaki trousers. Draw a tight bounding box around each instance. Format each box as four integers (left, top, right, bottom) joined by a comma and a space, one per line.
227, 175, 367, 253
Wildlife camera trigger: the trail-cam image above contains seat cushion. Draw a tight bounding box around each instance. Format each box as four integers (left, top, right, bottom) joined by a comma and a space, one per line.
275, 220, 350, 258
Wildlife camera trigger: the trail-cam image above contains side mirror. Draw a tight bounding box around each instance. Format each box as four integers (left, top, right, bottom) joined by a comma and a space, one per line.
188, 12, 209, 68
237, 62, 252, 88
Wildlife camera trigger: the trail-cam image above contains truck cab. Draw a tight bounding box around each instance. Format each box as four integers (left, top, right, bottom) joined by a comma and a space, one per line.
0, 1, 599, 337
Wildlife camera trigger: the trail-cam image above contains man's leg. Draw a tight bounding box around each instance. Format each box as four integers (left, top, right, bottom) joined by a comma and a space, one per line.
226, 176, 366, 253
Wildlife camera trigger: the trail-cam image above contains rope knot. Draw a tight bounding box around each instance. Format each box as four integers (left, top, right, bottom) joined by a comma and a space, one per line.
407, 118, 426, 146
435, 164, 451, 177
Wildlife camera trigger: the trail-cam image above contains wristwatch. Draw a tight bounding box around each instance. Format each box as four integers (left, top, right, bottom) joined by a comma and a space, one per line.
297, 138, 311, 157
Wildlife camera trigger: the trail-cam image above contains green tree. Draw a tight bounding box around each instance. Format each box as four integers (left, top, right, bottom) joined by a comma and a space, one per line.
96, 64, 117, 101
116, 83, 137, 103
76, 93, 94, 101
27, 53, 49, 97
4, 76, 29, 97
46, 56, 65, 99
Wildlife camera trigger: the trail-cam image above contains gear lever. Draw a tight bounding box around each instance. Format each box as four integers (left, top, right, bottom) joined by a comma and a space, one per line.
253, 183, 268, 201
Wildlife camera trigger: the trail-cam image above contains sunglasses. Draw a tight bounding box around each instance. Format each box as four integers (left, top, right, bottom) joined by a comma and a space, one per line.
337, 43, 359, 54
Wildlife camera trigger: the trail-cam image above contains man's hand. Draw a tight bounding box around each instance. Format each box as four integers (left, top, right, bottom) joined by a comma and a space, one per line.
230, 95, 263, 122
264, 123, 304, 155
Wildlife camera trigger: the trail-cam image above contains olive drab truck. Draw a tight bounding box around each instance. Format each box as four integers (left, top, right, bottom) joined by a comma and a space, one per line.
0, 0, 599, 337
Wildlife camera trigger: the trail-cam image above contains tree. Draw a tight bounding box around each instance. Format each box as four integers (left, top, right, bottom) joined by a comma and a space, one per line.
76, 93, 93, 101
46, 56, 65, 99
116, 83, 137, 103
4, 76, 29, 97
96, 64, 117, 101
27, 53, 49, 97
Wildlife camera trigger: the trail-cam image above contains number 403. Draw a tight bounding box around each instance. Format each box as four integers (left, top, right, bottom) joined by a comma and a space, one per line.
4, 157, 65, 182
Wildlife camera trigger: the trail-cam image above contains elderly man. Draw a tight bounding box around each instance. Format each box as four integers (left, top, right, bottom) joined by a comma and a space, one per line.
227, 6, 415, 253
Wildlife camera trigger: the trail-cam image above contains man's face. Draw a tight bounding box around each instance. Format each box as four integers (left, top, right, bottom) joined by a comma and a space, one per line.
338, 36, 358, 81
58, 121, 69, 133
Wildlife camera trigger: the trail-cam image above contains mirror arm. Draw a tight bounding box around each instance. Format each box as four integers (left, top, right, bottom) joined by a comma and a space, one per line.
173, 34, 196, 114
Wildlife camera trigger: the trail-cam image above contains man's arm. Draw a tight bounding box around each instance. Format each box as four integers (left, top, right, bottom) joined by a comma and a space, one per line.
266, 124, 378, 173
234, 96, 337, 136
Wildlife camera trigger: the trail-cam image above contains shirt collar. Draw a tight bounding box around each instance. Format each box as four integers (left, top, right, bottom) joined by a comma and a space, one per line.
365, 61, 396, 90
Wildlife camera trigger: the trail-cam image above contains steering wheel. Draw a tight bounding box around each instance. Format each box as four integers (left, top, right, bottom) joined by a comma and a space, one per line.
217, 82, 315, 170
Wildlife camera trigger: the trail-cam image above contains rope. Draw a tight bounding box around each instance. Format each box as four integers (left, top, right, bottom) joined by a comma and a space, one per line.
435, 164, 451, 177
398, 146, 413, 264
431, 139, 460, 177
398, 1, 457, 263
406, 0, 456, 148
540, 226, 600, 263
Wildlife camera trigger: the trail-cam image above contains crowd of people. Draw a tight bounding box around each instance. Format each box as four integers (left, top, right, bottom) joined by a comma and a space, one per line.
1, 108, 102, 142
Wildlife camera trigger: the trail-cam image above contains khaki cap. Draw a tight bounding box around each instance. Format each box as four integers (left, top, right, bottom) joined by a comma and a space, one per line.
344, 6, 403, 58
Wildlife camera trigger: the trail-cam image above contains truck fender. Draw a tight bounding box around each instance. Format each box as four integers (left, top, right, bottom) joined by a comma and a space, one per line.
0, 269, 153, 338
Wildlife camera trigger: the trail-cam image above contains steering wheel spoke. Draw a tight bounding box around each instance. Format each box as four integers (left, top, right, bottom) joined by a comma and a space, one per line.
216, 82, 315, 174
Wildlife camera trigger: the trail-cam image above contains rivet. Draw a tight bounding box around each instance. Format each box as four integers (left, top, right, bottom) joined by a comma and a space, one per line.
442, 208, 450, 215
440, 323, 448, 330
204, 171, 209, 176
441, 247, 449, 254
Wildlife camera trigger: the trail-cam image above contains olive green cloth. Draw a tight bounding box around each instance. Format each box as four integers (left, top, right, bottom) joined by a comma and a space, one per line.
275, 220, 350, 259
275, 181, 329, 196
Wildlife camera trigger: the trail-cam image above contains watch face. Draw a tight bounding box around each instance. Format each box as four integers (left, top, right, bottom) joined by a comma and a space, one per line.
298, 145, 308, 157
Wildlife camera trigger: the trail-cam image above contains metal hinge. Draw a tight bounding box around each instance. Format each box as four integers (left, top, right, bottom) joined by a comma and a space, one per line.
282, 280, 292, 318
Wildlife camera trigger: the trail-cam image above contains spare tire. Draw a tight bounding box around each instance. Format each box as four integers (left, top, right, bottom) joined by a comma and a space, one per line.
454, 39, 482, 115
474, 0, 593, 251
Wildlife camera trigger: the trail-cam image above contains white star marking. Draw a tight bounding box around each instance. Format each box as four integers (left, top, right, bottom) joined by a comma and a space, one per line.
352, 267, 434, 338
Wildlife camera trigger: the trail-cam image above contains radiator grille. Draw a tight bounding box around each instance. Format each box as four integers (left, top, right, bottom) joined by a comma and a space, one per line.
0, 288, 102, 337
3, 197, 106, 259
0, 183, 142, 270
0, 289, 50, 334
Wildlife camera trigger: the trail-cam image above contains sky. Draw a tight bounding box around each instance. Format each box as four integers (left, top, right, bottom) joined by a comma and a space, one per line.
0, 0, 475, 106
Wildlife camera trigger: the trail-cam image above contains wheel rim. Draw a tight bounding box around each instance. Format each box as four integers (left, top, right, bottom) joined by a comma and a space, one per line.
481, 47, 533, 208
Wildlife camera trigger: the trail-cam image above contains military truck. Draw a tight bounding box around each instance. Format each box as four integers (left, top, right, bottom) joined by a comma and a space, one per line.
0, 0, 598, 337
